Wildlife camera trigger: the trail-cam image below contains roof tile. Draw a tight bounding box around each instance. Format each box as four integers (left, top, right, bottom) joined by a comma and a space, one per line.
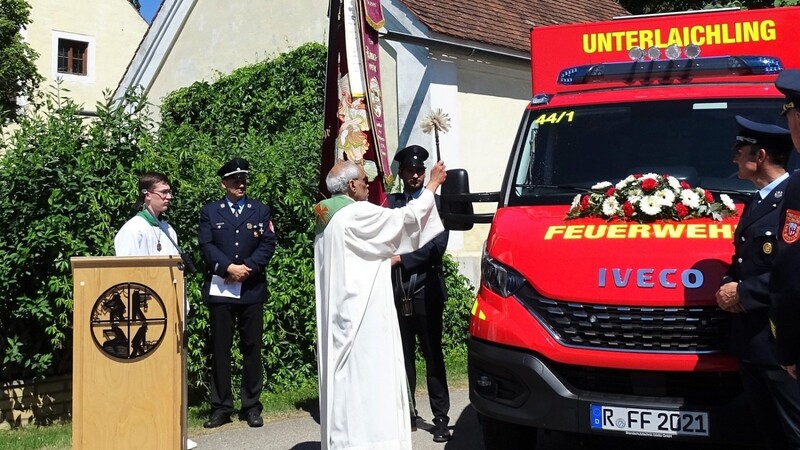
399, 0, 629, 53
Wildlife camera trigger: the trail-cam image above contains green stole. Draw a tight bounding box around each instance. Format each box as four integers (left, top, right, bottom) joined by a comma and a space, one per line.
137, 210, 160, 226
314, 195, 355, 235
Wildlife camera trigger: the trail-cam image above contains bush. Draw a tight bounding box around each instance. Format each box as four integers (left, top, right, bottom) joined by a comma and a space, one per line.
0, 85, 156, 380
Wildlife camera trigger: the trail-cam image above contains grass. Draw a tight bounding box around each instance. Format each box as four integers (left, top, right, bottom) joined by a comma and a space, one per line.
0, 352, 468, 449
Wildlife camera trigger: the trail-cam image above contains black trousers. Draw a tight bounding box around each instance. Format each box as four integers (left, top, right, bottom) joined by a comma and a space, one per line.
396, 292, 450, 420
740, 360, 800, 450
208, 302, 264, 416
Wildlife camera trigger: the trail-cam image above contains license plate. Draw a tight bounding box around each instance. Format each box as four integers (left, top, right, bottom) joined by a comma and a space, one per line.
590, 404, 709, 437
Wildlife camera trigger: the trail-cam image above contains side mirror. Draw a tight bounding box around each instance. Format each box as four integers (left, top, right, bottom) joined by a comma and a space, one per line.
441, 169, 475, 231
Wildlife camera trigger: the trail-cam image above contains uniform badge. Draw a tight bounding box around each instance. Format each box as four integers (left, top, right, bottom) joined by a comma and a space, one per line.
763, 242, 773, 254
775, 190, 784, 199
253, 231, 259, 238
247, 223, 252, 229
782, 209, 800, 244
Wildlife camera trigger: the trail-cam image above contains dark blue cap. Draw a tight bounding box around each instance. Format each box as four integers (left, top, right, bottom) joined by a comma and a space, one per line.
776, 69, 800, 116
393, 145, 429, 169
735, 115, 791, 152
217, 157, 249, 178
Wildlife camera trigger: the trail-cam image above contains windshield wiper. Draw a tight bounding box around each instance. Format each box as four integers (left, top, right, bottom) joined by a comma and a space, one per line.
515, 184, 596, 193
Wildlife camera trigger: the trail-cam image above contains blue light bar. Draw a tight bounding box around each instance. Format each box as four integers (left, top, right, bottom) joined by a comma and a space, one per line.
557, 55, 784, 85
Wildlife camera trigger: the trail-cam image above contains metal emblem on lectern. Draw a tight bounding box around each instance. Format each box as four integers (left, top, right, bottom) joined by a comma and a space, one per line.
90, 282, 167, 360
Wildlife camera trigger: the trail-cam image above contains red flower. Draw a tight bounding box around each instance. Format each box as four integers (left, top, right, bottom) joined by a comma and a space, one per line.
623, 201, 635, 217
641, 178, 658, 192
675, 203, 689, 218
633, 173, 643, 179
606, 187, 616, 197
680, 181, 691, 189
580, 195, 590, 210
704, 191, 714, 203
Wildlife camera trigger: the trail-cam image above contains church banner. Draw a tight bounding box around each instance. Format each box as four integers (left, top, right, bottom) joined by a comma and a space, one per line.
321, 0, 390, 205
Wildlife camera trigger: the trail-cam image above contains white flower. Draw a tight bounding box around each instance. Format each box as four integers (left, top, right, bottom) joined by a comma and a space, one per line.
641, 173, 659, 180
720, 194, 736, 211
667, 176, 682, 191
616, 175, 635, 189
640, 195, 663, 215
602, 197, 620, 216
627, 187, 643, 198
592, 181, 612, 190
571, 194, 581, 210
655, 189, 675, 207
680, 189, 701, 208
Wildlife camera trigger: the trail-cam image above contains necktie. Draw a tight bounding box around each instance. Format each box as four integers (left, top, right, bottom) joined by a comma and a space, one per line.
233, 204, 240, 217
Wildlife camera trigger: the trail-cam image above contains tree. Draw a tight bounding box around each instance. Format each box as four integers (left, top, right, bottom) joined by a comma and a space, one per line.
0, 0, 41, 124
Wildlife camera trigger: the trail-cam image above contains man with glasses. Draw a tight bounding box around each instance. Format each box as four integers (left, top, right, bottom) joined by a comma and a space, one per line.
717, 116, 800, 449
115, 172, 178, 256
314, 158, 447, 450
388, 145, 452, 442
198, 157, 277, 429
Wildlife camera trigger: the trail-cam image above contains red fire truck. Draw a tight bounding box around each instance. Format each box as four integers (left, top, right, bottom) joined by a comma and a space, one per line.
442, 6, 800, 448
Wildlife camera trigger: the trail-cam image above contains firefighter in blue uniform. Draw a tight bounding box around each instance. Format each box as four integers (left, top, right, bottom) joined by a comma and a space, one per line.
199, 157, 277, 429
717, 115, 800, 449
388, 145, 451, 442
771, 70, 800, 389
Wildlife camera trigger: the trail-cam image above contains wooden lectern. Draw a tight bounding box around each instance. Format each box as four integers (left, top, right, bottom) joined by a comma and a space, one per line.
71, 256, 187, 450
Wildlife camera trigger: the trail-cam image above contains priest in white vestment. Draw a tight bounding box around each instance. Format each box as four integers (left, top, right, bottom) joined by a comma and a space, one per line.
314, 159, 448, 450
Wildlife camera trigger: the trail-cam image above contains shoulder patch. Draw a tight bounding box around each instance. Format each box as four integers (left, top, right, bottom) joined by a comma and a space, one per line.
782, 209, 800, 244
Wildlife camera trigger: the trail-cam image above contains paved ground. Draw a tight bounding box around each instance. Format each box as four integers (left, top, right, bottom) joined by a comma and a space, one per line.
188, 388, 749, 450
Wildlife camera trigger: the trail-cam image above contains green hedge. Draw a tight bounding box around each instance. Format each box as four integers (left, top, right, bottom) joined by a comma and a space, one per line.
0, 42, 475, 403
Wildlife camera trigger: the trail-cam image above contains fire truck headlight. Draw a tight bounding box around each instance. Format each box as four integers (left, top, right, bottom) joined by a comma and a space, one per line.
481, 248, 526, 298
628, 46, 644, 61
646, 46, 661, 61
665, 44, 681, 61
685, 43, 701, 59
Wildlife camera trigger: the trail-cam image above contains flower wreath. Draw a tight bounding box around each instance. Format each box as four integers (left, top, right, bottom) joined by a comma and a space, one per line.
565, 173, 738, 223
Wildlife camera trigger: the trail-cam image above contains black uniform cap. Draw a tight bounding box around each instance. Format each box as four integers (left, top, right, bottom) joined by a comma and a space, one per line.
775, 69, 800, 116
393, 145, 429, 169
735, 115, 792, 154
217, 157, 249, 178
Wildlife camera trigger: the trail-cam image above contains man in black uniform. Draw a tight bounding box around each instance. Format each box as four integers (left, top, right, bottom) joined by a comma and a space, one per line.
199, 157, 277, 428
388, 145, 451, 442
717, 115, 800, 449
771, 70, 800, 385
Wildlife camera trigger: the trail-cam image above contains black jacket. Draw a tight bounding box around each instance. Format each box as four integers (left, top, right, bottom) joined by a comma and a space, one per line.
722, 177, 788, 365
770, 171, 800, 365
198, 196, 277, 304
387, 192, 449, 309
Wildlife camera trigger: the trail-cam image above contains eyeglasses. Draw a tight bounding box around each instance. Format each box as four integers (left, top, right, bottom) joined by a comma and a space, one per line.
402, 167, 426, 175
783, 101, 796, 114
149, 189, 173, 199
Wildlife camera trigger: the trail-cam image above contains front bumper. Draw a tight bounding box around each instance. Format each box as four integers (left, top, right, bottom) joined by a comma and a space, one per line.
468, 337, 759, 445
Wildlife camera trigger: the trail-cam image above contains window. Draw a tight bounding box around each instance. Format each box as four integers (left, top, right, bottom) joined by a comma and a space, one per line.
57, 39, 88, 75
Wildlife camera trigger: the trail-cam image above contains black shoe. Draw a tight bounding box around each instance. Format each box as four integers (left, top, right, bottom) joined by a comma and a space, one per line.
203, 411, 232, 428
411, 415, 417, 432
243, 410, 263, 428
432, 417, 451, 443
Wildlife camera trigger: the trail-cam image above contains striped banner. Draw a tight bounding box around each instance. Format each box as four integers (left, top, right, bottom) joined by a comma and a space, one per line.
320, 0, 390, 205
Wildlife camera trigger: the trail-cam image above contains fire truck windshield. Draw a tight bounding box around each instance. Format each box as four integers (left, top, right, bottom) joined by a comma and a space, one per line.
510, 98, 794, 205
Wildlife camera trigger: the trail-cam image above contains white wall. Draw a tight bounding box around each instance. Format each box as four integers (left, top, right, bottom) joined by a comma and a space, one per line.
27, 0, 147, 112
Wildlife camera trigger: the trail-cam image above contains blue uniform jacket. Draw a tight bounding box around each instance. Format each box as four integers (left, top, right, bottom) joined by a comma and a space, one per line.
770, 171, 800, 365
199, 196, 277, 304
722, 178, 788, 365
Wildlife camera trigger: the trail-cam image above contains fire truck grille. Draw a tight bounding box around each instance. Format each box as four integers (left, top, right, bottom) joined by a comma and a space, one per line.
518, 289, 730, 353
